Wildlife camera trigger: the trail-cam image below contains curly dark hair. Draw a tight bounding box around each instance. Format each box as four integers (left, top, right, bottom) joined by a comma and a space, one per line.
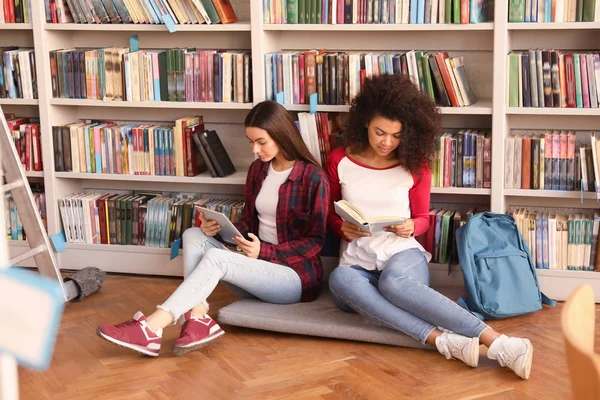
345, 74, 441, 175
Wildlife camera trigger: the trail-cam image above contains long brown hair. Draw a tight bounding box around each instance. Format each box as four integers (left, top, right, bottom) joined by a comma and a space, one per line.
245, 100, 320, 167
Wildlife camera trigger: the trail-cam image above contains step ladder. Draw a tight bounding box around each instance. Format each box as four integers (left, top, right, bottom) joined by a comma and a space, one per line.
0, 108, 70, 400
0, 108, 66, 300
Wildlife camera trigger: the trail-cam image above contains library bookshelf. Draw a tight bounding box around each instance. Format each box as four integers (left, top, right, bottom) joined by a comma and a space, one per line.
2, 0, 599, 301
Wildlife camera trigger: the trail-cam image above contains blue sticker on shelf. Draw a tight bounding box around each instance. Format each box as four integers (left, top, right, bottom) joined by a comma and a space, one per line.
170, 238, 181, 260
49, 232, 66, 253
163, 14, 177, 33
129, 34, 139, 52
276, 92, 284, 105
309, 93, 317, 114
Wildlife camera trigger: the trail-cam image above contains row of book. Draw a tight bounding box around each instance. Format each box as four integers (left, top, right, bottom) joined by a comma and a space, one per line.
4, 184, 46, 241
507, 50, 600, 109
52, 116, 236, 178
432, 130, 491, 189
266, 50, 475, 107
0, 47, 38, 100
296, 112, 344, 166
416, 207, 477, 264
264, 0, 488, 24
44, 0, 238, 24
6, 114, 43, 172
511, 207, 600, 271
49, 48, 253, 103
0, 0, 31, 23
508, 0, 600, 22
504, 130, 600, 192
57, 190, 243, 247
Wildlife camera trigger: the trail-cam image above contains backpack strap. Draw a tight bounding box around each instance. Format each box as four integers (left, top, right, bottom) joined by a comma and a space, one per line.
541, 292, 556, 307
457, 296, 485, 320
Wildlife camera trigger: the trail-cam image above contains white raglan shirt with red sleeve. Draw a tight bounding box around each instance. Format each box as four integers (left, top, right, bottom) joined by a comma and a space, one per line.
326, 147, 432, 271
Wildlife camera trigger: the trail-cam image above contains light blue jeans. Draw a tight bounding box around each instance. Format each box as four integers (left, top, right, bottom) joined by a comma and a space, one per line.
158, 228, 302, 323
329, 247, 489, 344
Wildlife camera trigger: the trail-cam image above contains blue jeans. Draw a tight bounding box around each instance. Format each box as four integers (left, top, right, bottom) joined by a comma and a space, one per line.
158, 228, 302, 323
329, 248, 489, 344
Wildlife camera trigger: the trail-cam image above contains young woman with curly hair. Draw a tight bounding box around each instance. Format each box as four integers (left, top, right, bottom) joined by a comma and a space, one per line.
326, 74, 533, 379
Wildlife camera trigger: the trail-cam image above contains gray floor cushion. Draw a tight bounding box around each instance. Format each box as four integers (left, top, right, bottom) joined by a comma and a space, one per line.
217, 287, 431, 349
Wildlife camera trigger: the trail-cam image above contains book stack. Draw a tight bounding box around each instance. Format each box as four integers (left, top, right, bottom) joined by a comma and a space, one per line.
4, 183, 46, 241
49, 48, 252, 103
508, 0, 600, 22
0, 47, 38, 100
416, 207, 479, 264
510, 207, 600, 271
507, 50, 600, 108
505, 130, 600, 192
43, 0, 238, 24
265, 0, 488, 24
52, 117, 236, 178
5, 114, 43, 172
266, 50, 476, 107
432, 129, 491, 189
57, 190, 244, 248
0, 0, 32, 22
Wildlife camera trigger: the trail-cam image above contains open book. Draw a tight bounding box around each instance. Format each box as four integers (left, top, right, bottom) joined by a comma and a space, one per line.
334, 200, 405, 233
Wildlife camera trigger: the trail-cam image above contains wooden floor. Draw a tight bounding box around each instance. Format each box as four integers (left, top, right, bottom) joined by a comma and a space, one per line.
18, 274, 591, 400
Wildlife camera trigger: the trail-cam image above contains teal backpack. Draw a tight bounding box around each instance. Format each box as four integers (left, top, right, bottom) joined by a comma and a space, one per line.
455, 212, 556, 320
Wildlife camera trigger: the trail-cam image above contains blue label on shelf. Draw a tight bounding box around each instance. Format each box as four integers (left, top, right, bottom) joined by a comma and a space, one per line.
49, 232, 67, 253
129, 35, 139, 52
170, 238, 182, 260
276, 92, 284, 105
309, 93, 317, 114
163, 15, 177, 33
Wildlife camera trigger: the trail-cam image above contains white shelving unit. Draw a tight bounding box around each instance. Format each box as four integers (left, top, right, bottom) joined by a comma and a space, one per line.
2, 0, 598, 301
501, 18, 600, 301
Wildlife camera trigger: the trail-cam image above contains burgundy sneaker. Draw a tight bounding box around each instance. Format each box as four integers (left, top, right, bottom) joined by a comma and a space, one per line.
97, 312, 162, 357
172, 312, 224, 356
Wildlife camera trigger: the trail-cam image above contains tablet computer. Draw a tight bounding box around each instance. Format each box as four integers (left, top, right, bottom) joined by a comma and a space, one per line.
195, 206, 243, 245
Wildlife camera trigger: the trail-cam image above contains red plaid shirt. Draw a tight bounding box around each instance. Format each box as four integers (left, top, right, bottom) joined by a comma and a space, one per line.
234, 159, 330, 302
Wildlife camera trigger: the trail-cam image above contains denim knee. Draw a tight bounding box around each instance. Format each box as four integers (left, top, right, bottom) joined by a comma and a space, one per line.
378, 257, 428, 300
182, 227, 207, 247
328, 266, 354, 295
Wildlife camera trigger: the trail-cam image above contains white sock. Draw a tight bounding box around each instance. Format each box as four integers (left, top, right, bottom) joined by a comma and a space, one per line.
487, 334, 509, 360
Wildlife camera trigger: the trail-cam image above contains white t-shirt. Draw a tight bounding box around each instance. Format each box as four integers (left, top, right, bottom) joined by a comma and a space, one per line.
255, 162, 293, 245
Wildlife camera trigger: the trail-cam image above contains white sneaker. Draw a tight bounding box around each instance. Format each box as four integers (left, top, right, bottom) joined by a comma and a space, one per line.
435, 331, 480, 367
488, 335, 533, 380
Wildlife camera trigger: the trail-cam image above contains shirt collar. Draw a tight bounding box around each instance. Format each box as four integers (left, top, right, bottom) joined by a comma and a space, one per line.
259, 160, 304, 182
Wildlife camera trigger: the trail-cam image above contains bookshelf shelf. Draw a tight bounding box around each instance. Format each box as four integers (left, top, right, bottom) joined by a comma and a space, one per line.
48, 99, 254, 110
507, 22, 600, 30
44, 22, 252, 32
536, 269, 600, 302
506, 107, 600, 116
62, 243, 183, 276
24, 171, 44, 178
263, 23, 494, 31
0, 23, 32, 30
54, 171, 248, 185
504, 189, 598, 199
431, 187, 491, 195
285, 101, 493, 115
0, 99, 39, 105
66, 243, 172, 255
